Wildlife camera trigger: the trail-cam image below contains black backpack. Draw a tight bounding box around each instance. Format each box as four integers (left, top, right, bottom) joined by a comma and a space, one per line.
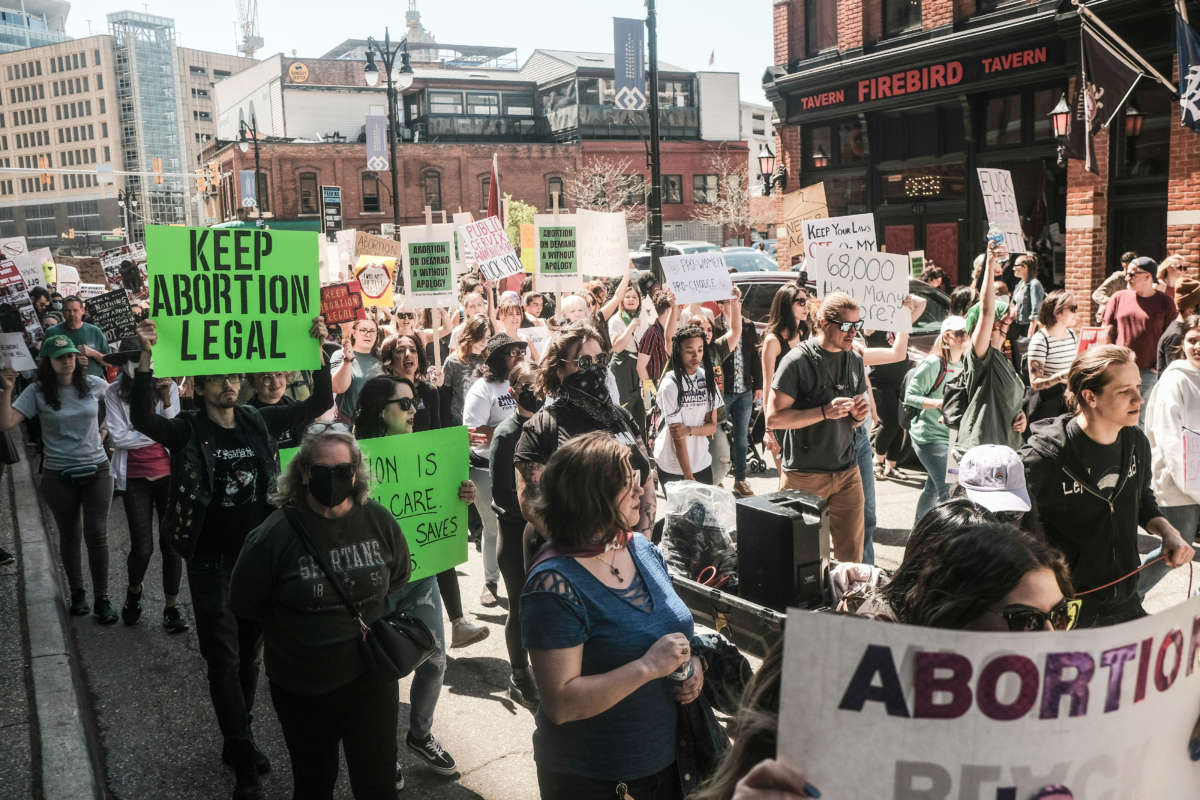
939, 365, 972, 430
899, 358, 948, 429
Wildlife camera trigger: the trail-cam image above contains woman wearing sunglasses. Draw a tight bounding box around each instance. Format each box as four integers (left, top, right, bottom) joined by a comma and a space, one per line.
352, 377, 476, 786
654, 324, 723, 487
1025, 290, 1079, 424
330, 318, 384, 422
393, 306, 454, 369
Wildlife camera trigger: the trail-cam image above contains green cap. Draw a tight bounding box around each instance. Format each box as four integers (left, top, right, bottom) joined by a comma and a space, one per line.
40, 335, 80, 359
965, 300, 1010, 335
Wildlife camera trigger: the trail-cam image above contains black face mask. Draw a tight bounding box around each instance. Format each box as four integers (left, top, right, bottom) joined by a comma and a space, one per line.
517, 388, 540, 413
308, 464, 356, 508
562, 365, 607, 399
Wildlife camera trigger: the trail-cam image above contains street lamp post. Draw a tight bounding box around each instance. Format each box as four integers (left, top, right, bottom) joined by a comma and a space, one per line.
1048, 93, 1072, 168
645, 0, 665, 283
364, 28, 414, 240
238, 118, 261, 217
117, 188, 139, 244
757, 143, 788, 196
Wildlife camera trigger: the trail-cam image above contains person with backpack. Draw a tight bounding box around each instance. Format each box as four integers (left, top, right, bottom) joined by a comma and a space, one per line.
1025, 290, 1079, 423
902, 316, 968, 524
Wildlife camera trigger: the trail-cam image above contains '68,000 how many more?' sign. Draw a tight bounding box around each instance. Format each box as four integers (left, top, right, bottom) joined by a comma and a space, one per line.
146, 225, 322, 377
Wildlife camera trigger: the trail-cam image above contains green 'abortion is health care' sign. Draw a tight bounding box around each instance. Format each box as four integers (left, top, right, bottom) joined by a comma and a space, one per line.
146, 225, 321, 376
280, 426, 469, 582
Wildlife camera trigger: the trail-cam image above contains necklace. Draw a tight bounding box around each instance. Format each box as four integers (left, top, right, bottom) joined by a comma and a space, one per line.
596, 551, 624, 583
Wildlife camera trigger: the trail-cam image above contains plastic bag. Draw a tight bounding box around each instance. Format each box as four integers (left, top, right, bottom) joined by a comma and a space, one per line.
662, 480, 738, 591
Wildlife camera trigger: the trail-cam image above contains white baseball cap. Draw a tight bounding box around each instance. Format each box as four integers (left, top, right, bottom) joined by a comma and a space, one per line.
940, 315, 967, 335
959, 444, 1031, 513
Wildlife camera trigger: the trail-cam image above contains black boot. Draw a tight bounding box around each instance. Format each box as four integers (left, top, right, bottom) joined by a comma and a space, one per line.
121, 588, 142, 625
227, 740, 262, 800
69, 589, 89, 616
222, 737, 270, 775
508, 666, 540, 710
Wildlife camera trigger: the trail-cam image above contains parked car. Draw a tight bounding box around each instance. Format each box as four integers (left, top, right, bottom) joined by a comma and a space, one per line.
629, 240, 722, 271
722, 250, 779, 273
755, 239, 778, 258
721, 246, 756, 254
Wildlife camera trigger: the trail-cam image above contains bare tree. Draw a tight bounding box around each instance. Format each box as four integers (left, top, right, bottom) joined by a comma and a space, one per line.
562, 155, 647, 223
691, 147, 772, 243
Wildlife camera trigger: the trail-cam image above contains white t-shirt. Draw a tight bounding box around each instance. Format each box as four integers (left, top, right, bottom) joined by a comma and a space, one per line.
653, 367, 724, 475
463, 378, 516, 456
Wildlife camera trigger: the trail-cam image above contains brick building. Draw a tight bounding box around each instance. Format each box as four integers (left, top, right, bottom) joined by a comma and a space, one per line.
767, 0, 1195, 318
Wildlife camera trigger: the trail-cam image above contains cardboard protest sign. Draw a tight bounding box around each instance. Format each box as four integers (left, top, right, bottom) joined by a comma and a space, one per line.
534, 214, 582, 291
808, 246, 911, 333
353, 255, 396, 309
452, 211, 475, 270
353, 230, 406, 263
780, 597, 1200, 799
0, 236, 28, 259
518, 325, 551, 362
400, 223, 459, 309
320, 281, 367, 325
576, 209, 631, 278
86, 288, 138, 343
977, 167, 1027, 254
55, 264, 80, 297
520, 224, 536, 274
0, 260, 44, 348
146, 225, 321, 377
463, 216, 523, 282
660, 253, 735, 305
782, 183, 829, 260
280, 426, 470, 582
0, 332, 35, 371
78, 283, 107, 300
1076, 326, 1110, 356
802, 213, 877, 260
100, 242, 149, 300
908, 250, 925, 279
1184, 427, 1200, 493
11, 248, 52, 291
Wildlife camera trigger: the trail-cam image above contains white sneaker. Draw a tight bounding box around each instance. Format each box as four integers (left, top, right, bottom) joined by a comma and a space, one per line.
450, 618, 490, 648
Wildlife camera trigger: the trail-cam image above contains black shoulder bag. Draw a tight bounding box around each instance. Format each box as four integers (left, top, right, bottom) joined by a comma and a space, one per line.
283, 508, 436, 680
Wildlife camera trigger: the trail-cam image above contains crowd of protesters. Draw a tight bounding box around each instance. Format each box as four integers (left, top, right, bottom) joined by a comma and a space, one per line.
0, 237, 1197, 800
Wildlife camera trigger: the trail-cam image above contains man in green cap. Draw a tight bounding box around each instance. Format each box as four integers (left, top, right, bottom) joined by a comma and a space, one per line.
44, 295, 111, 379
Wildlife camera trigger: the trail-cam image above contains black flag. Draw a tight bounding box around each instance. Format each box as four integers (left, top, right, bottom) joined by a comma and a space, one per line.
1177, 8, 1200, 133
1072, 24, 1145, 174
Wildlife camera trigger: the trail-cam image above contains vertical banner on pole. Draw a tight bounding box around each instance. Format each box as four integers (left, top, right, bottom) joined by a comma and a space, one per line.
365, 112, 388, 172
239, 170, 258, 208
613, 18, 647, 111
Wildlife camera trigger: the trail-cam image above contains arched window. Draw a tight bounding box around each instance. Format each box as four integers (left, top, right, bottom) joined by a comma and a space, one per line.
362, 172, 381, 213
298, 172, 318, 214
480, 176, 491, 214
422, 170, 442, 212
546, 176, 564, 211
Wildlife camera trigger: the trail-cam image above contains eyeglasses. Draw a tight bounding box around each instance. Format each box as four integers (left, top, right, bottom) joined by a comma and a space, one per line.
566, 353, 611, 370
312, 462, 356, 481
396, 312, 415, 320
826, 319, 865, 333
305, 421, 351, 436
205, 374, 242, 386
1125, 270, 1148, 280
385, 397, 416, 411
995, 597, 1081, 632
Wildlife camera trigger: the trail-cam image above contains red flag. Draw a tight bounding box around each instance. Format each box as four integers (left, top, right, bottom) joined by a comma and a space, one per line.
487, 152, 501, 222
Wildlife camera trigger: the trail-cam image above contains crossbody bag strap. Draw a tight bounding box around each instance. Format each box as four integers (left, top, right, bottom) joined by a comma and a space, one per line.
283, 508, 369, 632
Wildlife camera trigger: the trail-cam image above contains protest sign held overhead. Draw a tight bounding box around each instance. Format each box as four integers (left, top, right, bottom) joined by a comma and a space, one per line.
781, 183, 829, 258
520, 224, 536, 273
660, 252, 735, 305
0, 237, 28, 259
78, 283, 107, 300
86, 288, 138, 343
146, 225, 321, 377
100, 241, 149, 300
0, 260, 44, 348
779, 597, 1200, 799
11, 248, 52, 291
462, 216, 522, 282
534, 214, 582, 292
809, 246, 911, 333
399, 223, 459, 309
977, 167, 1027, 254
353, 255, 396, 309
576, 209, 631, 278
803, 213, 877, 259
0, 332, 35, 372
55, 264, 80, 297
281, 426, 469, 582
320, 281, 367, 325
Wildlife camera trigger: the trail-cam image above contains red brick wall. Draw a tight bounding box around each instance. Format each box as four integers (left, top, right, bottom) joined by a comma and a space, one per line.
1168, 55, 1200, 274
773, 125, 804, 268
774, 1, 793, 65
837, 0, 864, 51
923, 0, 955, 30
1064, 127, 1110, 323
863, 0, 883, 46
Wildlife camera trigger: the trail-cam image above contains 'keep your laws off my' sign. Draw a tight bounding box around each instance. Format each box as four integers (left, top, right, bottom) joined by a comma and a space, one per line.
146, 226, 322, 376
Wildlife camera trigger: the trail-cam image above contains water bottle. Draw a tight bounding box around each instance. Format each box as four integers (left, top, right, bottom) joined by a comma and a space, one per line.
986, 224, 1008, 261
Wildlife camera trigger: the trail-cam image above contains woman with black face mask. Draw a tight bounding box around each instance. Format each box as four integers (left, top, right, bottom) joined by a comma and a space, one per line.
514, 322, 655, 561
229, 429, 412, 799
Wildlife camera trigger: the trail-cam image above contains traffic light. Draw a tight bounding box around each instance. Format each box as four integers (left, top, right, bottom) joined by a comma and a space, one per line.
61, 228, 75, 239
208, 163, 221, 188
195, 169, 208, 194
153, 157, 163, 185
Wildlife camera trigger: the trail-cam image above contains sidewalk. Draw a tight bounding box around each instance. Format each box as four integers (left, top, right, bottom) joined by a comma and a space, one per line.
0, 464, 34, 798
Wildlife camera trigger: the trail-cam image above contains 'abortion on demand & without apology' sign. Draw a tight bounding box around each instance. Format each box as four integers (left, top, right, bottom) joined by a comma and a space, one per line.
146, 225, 321, 376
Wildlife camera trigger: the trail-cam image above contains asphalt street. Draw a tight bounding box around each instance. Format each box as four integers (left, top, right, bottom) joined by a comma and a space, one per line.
3, 455, 1194, 799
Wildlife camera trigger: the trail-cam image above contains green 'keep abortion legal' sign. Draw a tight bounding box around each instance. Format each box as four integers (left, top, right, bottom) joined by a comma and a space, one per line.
145, 225, 321, 376
280, 426, 470, 582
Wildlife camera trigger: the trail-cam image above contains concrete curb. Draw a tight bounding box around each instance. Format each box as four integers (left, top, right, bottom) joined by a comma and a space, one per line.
13, 437, 101, 800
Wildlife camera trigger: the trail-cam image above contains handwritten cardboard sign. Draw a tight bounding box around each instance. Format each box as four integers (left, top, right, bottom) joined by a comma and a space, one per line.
0, 260, 44, 348
802, 213, 877, 260
534, 214, 582, 292
779, 597, 1200, 798
977, 167, 1027, 254
85, 288, 138, 343
146, 225, 321, 377
0, 332, 35, 371
660, 253, 735, 305
280, 426, 470, 582
320, 281, 367, 325
808, 246, 911, 333
11, 248, 52, 291
399, 223, 459, 309
782, 183, 829, 258
518, 325, 551, 362
463, 216, 522, 282
1076, 326, 1110, 356
576, 208, 631, 278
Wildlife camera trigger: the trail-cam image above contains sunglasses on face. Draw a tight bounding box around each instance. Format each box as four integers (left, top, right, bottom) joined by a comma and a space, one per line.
396, 312, 415, 320
206, 375, 242, 387
312, 462, 356, 481
996, 597, 1081, 632
567, 353, 611, 370
385, 396, 416, 411
305, 421, 351, 436
827, 319, 865, 333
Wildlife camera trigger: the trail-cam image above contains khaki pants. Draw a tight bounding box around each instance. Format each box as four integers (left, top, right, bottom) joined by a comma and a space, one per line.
780, 466, 865, 563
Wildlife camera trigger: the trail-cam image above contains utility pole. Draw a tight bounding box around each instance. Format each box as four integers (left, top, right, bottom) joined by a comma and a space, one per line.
645, 0, 665, 283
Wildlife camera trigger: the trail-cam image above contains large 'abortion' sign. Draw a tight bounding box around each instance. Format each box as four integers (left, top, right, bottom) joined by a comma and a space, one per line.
779, 597, 1200, 799
808, 246, 910, 333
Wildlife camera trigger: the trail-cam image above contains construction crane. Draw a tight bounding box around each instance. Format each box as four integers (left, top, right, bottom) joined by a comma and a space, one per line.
236, 0, 264, 59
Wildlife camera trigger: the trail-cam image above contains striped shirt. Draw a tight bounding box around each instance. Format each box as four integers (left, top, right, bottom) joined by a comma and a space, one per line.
1026, 329, 1077, 377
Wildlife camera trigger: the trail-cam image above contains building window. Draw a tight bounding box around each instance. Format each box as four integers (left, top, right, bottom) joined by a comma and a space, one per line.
693, 174, 719, 204
984, 94, 1022, 147
480, 176, 491, 212
214, 69, 231, 78
659, 79, 693, 108
883, 0, 922, 38
547, 176, 564, 210
299, 172, 318, 214
362, 173, 381, 212
429, 91, 463, 115
190, 65, 208, 76
422, 170, 443, 211
96, 74, 102, 90
663, 174, 683, 204
502, 93, 534, 116
623, 174, 646, 206
466, 92, 499, 116
806, 0, 837, 56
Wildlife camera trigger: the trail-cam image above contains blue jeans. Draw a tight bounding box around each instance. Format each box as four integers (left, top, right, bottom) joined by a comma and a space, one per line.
1138, 504, 1199, 599
911, 439, 950, 526
723, 390, 754, 482
853, 425, 877, 565
390, 576, 446, 739
1139, 368, 1157, 427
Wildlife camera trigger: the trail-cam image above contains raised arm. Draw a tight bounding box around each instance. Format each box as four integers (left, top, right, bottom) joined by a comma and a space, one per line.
972, 246, 999, 359
861, 296, 927, 367
599, 270, 631, 321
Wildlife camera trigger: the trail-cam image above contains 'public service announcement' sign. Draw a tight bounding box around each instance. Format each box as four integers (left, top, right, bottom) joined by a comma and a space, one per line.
146, 225, 321, 377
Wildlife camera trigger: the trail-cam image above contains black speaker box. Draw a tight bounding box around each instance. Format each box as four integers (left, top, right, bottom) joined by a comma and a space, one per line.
735, 489, 828, 611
